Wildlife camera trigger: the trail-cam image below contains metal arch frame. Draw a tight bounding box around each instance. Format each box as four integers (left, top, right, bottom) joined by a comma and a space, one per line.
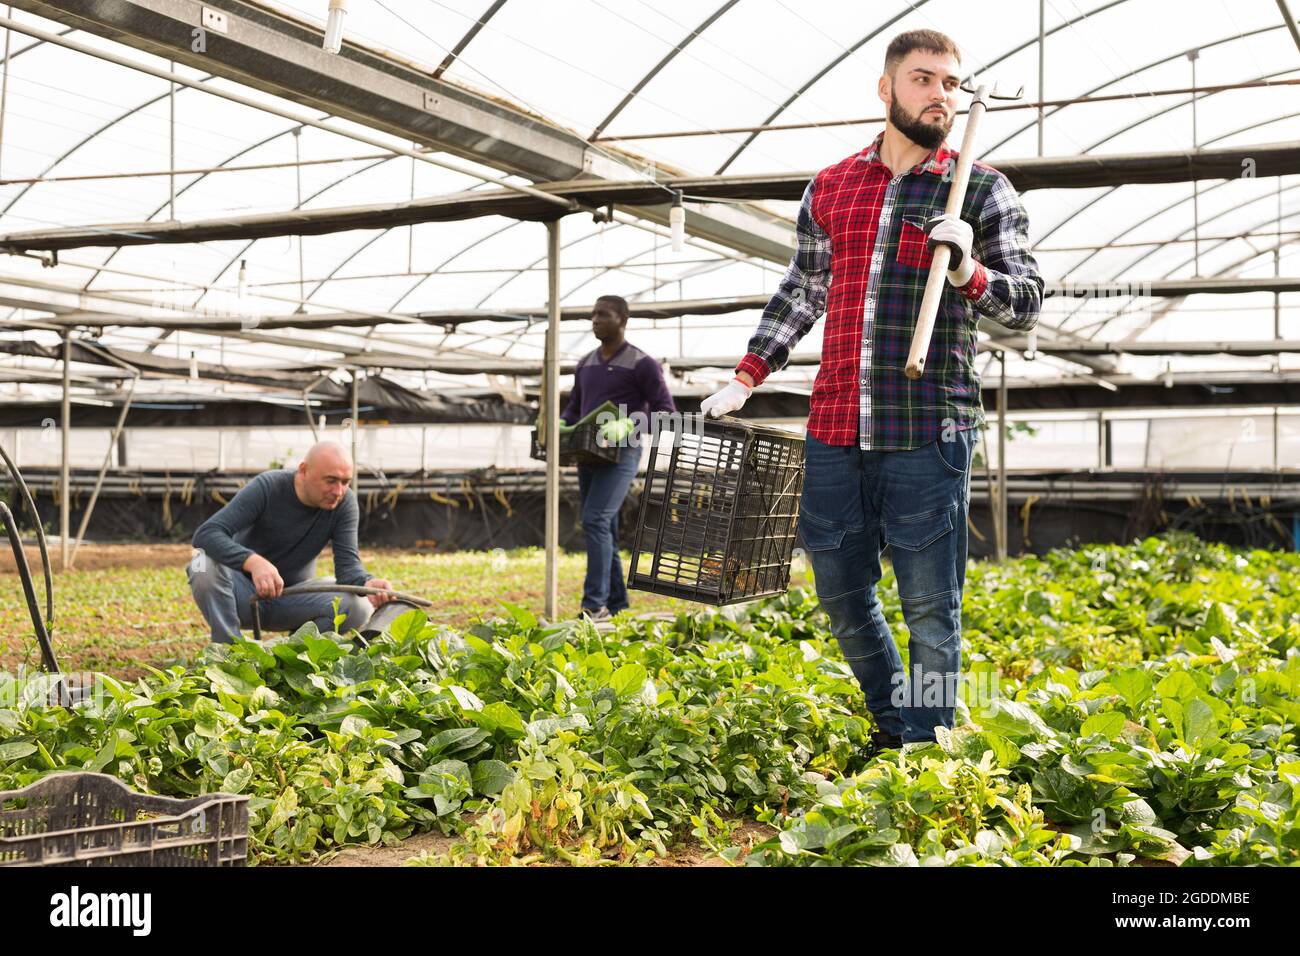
1044, 142, 1300, 335
561, 238, 676, 304
388, 219, 522, 312
0, 17, 590, 343
623, 253, 757, 309
0, 26, 88, 215
1034, 64, 1299, 251
472, 208, 785, 328
1, 61, 750, 362
1078, 68, 1298, 156
0, 71, 352, 321
1023, 75, 1300, 329
1, 76, 213, 222
96, 114, 334, 305
1049, 197, 1300, 341
1037, 108, 1300, 284
702, 0, 1289, 271
1080, 204, 1300, 341
433, 0, 509, 81
160, 164, 546, 355
713, 0, 935, 174
468, 215, 712, 314
590, 0, 739, 140
1, 4, 1289, 372
982, 24, 1286, 156
1132, 226, 1300, 335
712, 0, 1143, 175
180, 153, 391, 311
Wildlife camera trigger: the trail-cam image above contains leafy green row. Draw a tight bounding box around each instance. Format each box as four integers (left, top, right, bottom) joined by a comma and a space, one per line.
0, 533, 1296, 866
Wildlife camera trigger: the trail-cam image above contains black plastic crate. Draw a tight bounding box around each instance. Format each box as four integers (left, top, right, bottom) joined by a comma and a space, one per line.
0, 772, 248, 867
629, 415, 804, 605
530, 422, 622, 467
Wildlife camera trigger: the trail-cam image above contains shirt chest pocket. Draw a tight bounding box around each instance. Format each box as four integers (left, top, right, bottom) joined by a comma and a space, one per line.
896, 217, 934, 270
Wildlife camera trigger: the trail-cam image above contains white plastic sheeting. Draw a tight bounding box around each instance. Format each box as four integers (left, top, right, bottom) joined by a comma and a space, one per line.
0, 0, 1296, 446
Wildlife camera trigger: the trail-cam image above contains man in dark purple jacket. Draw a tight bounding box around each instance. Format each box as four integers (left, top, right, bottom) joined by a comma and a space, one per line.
561, 294, 675, 620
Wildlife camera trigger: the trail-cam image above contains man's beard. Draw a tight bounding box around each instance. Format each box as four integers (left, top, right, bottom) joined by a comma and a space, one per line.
889, 93, 951, 150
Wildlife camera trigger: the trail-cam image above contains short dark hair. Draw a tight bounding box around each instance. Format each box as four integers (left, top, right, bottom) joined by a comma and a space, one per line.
884, 29, 961, 75
595, 294, 629, 321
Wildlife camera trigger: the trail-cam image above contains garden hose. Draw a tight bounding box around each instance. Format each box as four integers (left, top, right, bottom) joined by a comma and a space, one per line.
0, 440, 53, 630
0, 502, 62, 686
248, 581, 433, 642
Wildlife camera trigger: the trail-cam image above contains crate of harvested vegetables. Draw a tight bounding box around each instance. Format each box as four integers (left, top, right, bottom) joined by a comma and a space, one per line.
0, 772, 248, 867
530, 421, 621, 467
629, 414, 804, 605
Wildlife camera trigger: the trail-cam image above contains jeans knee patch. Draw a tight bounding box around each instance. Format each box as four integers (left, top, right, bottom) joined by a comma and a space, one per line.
899, 588, 961, 651
835, 628, 889, 663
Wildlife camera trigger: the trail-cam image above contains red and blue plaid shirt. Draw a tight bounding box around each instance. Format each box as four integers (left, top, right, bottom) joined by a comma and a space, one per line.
736, 134, 1044, 451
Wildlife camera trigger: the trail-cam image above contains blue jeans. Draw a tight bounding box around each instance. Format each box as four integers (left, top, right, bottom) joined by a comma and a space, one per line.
187, 553, 372, 642
799, 427, 973, 743
576, 444, 640, 613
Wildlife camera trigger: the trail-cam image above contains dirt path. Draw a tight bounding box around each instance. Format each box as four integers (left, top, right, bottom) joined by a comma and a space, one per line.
320, 820, 777, 867
0, 542, 192, 572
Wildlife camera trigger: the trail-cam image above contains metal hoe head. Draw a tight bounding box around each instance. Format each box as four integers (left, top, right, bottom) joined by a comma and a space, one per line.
960, 78, 1026, 104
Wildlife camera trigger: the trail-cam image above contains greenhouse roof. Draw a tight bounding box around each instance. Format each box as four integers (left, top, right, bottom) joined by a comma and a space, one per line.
0, 0, 1297, 414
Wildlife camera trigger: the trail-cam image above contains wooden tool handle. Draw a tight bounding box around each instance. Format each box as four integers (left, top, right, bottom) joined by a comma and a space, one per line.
905, 89, 989, 381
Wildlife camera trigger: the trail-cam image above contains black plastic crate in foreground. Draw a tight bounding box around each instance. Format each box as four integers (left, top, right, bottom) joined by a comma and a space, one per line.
0, 772, 248, 866
530, 422, 621, 467
630, 415, 804, 605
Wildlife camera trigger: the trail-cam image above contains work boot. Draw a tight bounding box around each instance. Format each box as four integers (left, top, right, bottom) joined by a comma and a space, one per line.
579, 606, 611, 623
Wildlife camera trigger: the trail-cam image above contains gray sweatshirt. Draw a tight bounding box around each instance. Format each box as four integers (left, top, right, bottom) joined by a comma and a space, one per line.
191, 470, 370, 586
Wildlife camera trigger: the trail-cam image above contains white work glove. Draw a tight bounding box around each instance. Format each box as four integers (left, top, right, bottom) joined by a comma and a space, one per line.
925, 213, 976, 288
700, 378, 752, 418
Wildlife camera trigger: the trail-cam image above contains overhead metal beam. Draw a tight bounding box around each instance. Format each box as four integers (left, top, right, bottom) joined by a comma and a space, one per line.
990, 338, 1300, 356
6, 140, 1296, 254
5, 275, 1293, 335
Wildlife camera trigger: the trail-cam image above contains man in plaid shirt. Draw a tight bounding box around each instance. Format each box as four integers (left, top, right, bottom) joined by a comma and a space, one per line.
703, 29, 1042, 751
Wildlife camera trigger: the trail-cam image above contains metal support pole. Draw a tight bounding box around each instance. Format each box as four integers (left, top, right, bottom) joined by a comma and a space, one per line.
0, 5, 12, 178
1188, 49, 1201, 277
300, 369, 332, 443
1274, 408, 1280, 474
1037, 0, 1045, 156
302, 391, 320, 441
1097, 411, 1106, 470
408, 141, 417, 274
70, 376, 137, 567
350, 369, 360, 491
997, 351, 1008, 563
168, 60, 176, 220
1277, 178, 1284, 339
544, 220, 562, 621
294, 126, 306, 313
60, 330, 70, 570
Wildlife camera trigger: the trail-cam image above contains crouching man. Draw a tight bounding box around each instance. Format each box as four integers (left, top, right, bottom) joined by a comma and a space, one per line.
188, 440, 394, 641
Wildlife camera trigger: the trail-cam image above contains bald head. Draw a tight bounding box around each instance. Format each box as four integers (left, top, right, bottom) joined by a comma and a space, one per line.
304, 441, 352, 470
295, 441, 354, 510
